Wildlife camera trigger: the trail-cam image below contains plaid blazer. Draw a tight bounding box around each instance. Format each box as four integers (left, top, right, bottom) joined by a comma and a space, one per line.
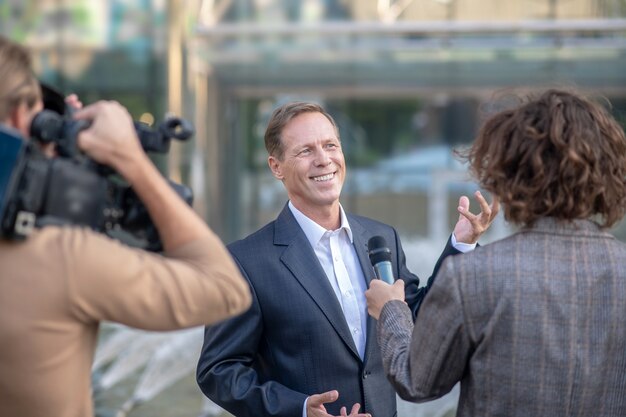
378, 218, 626, 417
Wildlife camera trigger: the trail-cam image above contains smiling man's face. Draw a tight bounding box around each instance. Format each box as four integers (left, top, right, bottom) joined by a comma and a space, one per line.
268, 111, 345, 216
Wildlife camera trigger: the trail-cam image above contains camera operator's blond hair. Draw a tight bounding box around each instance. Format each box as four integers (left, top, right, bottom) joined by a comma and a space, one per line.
0, 37, 40, 122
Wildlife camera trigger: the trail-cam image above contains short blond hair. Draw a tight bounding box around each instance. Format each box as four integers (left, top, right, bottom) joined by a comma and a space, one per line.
0, 36, 41, 121
264, 102, 339, 160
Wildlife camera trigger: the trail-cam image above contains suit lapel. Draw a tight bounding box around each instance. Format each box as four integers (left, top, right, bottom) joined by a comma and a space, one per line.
349, 216, 376, 288
348, 215, 379, 365
275, 205, 360, 360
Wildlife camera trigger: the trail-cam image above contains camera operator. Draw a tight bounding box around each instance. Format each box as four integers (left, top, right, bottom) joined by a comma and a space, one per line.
0, 35, 251, 417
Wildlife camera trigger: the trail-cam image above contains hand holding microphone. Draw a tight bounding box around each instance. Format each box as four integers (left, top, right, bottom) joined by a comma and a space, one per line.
366, 236, 405, 319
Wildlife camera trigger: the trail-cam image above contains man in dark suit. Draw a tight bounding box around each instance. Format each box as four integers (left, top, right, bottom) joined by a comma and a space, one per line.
196, 102, 498, 417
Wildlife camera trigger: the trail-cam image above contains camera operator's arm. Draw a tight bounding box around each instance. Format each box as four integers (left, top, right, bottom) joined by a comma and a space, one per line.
67, 101, 251, 328
75, 101, 208, 250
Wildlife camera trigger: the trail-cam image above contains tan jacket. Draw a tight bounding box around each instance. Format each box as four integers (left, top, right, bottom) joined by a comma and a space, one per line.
0, 226, 250, 417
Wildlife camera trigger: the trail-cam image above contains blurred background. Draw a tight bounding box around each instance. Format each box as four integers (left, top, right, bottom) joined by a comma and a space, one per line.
2, 1, 626, 416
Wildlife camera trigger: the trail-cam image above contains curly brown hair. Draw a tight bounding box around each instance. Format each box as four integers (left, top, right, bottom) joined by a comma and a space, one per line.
464, 89, 626, 228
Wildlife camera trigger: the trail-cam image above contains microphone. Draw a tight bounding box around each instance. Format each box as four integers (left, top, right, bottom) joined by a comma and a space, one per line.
367, 236, 395, 285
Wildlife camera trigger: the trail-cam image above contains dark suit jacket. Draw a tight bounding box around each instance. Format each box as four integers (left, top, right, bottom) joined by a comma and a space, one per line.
196, 204, 458, 417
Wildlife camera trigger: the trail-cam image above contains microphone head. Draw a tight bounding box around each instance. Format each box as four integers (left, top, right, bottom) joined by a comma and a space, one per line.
367, 235, 392, 265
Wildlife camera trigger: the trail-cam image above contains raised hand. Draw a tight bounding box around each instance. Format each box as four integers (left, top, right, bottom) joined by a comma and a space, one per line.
453, 190, 500, 244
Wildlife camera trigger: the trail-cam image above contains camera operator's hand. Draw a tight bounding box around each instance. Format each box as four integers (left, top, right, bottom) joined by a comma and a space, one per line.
74, 100, 147, 178
65, 93, 83, 110
73, 100, 209, 251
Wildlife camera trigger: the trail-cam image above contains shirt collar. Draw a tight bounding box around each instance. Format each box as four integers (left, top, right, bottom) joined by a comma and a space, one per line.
288, 201, 354, 248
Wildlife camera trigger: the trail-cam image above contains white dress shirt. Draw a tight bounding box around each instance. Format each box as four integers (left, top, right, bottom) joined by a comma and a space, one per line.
289, 202, 368, 359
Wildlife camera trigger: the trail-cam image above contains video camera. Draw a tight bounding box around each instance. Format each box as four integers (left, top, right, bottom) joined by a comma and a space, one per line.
0, 87, 194, 252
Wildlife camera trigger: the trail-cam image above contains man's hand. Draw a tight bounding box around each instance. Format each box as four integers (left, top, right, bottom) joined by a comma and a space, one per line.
339, 403, 370, 417
365, 279, 405, 320
307, 390, 370, 417
453, 190, 500, 244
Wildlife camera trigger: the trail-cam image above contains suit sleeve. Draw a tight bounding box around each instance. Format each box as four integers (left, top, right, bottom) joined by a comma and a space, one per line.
391, 227, 422, 316
410, 235, 461, 318
196, 257, 308, 417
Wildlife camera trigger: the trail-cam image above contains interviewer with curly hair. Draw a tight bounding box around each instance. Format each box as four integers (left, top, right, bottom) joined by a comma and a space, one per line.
365, 89, 626, 417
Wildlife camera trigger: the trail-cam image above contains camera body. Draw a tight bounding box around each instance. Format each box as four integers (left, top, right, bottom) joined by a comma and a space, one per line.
0, 110, 194, 252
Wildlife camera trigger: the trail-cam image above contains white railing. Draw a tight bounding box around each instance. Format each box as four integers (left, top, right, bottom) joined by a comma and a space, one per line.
195, 18, 626, 38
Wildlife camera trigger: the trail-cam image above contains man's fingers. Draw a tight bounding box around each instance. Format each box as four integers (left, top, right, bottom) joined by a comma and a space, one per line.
461, 190, 500, 227
473, 190, 492, 220
490, 197, 501, 219
338, 403, 369, 417
457, 203, 479, 226
309, 390, 339, 407
455, 190, 500, 244
458, 195, 470, 213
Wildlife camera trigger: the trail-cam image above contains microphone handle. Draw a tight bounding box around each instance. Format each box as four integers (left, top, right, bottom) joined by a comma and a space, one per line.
374, 261, 395, 285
